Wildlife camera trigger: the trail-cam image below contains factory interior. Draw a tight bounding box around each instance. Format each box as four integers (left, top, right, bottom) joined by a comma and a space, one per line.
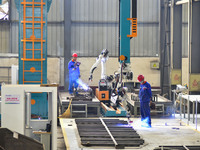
0, 0, 200, 150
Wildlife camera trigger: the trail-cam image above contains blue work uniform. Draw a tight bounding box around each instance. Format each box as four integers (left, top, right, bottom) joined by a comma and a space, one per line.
68, 60, 80, 94
139, 81, 152, 126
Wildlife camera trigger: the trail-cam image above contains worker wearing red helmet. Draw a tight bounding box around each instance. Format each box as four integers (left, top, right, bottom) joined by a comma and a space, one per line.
68, 53, 81, 95
138, 74, 152, 127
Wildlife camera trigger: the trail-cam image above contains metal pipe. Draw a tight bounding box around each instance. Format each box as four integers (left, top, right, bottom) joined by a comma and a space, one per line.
99, 117, 118, 146
176, 0, 189, 5
188, 0, 191, 79
170, 0, 174, 70
187, 95, 190, 124
26, 92, 31, 127
180, 94, 182, 120
195, 98, 198, 130
173, 91, 176, 117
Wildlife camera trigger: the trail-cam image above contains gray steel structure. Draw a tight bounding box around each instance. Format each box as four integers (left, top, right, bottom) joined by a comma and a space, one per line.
189, 1, 200, 74
160, 0, 171, 98
171, 0, 182, 70
64, 0, 72, 90
1, 0, 162, 57
170, 0, 182, 97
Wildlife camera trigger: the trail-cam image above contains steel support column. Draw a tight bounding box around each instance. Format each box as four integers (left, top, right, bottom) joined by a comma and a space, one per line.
119, 0, 131, 63
160, 0, 171, 99
170, 0, 182, 91
188, 1, 200, 93
64, 0, 72, 91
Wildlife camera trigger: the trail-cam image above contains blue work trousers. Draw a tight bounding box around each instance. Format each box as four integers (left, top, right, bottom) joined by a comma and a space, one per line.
140, 101, 151, 126
68, 78, 78, 94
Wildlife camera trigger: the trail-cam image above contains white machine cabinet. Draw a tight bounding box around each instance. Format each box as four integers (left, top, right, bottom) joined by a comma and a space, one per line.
1, 84, 57, 150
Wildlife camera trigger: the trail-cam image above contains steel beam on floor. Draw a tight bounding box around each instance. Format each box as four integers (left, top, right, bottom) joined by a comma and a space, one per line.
75, 118, 144, 148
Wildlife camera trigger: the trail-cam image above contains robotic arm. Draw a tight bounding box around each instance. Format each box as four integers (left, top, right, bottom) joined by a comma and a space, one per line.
89, 49, 109, 81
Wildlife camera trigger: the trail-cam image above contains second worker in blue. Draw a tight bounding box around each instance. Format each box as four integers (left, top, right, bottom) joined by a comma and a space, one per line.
68, 53, 81, 95
138, 74, 152, 127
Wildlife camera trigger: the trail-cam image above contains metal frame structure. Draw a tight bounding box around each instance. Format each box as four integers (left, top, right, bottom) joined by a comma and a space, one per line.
64, 0, 71, 91
14, 0, 52, 118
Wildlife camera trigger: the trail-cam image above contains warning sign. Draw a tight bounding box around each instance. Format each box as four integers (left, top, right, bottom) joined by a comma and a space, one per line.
171, 69, 181, 85
189, 74, 200, 91
5, 95, 20, 104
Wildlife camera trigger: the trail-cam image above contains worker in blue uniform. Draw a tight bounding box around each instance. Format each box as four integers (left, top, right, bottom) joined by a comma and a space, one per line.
138, 74, 152, 127
68, 53, 81, 95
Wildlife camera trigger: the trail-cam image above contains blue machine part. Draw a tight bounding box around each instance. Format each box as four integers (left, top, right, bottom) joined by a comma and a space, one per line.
16, 0, 51, 119
119, 0, 131, 63
101, 106, 127, 117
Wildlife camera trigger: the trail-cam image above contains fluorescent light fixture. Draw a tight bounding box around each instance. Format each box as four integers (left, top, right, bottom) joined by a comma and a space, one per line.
176, 0, 189, 5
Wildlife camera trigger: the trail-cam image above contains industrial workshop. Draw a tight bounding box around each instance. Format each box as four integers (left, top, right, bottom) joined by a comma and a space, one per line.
0, 0, 200, 150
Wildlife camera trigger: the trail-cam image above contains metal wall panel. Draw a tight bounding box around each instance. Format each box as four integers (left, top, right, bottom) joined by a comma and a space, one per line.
10, 23, 19, 53
71, 0, 119, 57
182, 4, 188, 57
47, 24, 64, 56
0, 22, 10, 53
2, 0, 163, 58
48, 0, 64, 22
131, 0, 160, 57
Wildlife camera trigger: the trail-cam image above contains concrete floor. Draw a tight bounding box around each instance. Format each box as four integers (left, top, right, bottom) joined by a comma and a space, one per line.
59, 117, 200, 150
57, 126, 66, 150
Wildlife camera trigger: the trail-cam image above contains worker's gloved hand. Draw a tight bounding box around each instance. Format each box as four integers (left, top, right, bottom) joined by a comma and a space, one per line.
76, 62, 81, 66
150, 101, 155, 109
143, 87, 147, 90
89, 75, 93, 81
75, 61, 81, 67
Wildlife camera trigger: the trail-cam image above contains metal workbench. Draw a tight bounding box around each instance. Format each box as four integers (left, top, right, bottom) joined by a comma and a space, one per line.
59, 92, 101, 117
179, 94, 200, 129
127, 93, 173, 117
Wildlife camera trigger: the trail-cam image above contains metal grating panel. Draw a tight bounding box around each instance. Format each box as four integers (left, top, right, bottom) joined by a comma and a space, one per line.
76, 119, 144, 148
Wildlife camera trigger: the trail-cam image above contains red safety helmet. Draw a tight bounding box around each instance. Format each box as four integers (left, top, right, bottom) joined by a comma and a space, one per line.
137, 74, 144, 82
72, 53, 78, 57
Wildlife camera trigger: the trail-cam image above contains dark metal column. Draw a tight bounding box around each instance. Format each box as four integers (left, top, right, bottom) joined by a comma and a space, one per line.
64, 0, 72, 91
189, 0, 200, 92
170, 0, 182, 88
160, 0, 171, 99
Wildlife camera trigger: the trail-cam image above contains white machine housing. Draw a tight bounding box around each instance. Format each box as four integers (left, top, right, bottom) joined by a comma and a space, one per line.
1, 84, 57, 150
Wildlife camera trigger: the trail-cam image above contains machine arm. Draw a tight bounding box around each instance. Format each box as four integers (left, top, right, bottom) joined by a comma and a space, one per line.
89, 49, 109, 81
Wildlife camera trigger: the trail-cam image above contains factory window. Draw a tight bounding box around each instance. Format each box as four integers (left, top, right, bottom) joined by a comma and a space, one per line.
0, 0, 9, 20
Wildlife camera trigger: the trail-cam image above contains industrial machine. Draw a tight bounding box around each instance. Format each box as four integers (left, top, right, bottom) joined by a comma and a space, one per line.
0, 1, 57, 150
88, 0, 137, 117
1, 84, 57, 150
15, 0, 52, 119
89, 49, 113, 102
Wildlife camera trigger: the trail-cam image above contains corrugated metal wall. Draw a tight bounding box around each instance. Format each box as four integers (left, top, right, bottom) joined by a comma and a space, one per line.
71, 0, 119, 57
0, 0, 189, 57
47, 0, 64, 56
71, 0, 160, 57
0, 22, 10, 53
131, 0, 160, 56
10, 0, 19, 54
